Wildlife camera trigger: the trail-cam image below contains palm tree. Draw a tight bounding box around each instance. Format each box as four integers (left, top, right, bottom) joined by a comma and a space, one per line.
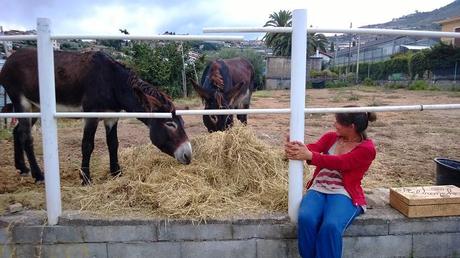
263, 10, 292, 56
263, 10, 329, 57
307, 33, 328, 56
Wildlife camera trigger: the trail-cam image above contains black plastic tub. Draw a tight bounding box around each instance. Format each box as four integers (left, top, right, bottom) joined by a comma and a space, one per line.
311, 79, 326, 89
434, 158, 460, 187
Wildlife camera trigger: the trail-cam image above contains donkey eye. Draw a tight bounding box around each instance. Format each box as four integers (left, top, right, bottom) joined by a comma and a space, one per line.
165, 121, 177, 129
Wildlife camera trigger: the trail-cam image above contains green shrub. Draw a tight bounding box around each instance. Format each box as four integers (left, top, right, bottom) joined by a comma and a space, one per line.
310, 69, 338, 79
363, 77, 375, 86
385, 82, 406, 89
326, 80, 349, 88
408, 80, 429, 90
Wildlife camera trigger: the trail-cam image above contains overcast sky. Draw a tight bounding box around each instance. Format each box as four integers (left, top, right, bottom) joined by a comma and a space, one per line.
0, 0, 456, 39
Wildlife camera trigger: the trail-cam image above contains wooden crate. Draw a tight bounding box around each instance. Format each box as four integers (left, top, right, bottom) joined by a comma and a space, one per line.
389, 185, 460, 218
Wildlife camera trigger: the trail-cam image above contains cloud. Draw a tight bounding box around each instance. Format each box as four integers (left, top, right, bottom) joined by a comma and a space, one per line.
0, 0, 456, 39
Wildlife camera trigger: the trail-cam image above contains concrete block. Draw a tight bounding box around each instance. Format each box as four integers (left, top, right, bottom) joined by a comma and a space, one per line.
343, 235, 412, 258
13, 226, 84, 244
39, 243, 107, 258
286, 239, 301, 258
256, 239, 288, 258
108, 243, 181, 258
158, 223, 232, 241
345, 220, 389, 236
181, 240, 256, 258
12, 226, 47, 244
233, 223, 296, 239
390, 217, 460, 235
0, 244, 36, 258
83, 225, 156, 242
413, 233, 460, 258
0, 210, 46, 228
44, 226, 84, 243
0, 228, 10, 244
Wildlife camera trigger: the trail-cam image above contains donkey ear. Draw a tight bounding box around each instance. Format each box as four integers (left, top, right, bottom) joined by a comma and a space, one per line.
133, 86, 162, 111
191, 79, 210, 99
226, 81, 249, 106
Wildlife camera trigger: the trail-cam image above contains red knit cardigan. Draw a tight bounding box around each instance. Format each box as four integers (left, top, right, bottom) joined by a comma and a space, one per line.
305, 131, 376, 206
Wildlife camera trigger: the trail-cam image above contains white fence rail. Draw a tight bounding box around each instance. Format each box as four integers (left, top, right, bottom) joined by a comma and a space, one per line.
3, 103, 460, 119
1, 11, 460, 225
203, 27, 460, 38
0, 35, 244, 41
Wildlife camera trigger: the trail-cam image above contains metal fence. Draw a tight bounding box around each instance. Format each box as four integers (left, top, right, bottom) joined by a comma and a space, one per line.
0, 10, 459, 225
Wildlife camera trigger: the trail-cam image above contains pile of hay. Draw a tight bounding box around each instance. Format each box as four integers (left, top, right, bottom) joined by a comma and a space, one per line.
0, 123, 299, 220
67, 123, 290, 220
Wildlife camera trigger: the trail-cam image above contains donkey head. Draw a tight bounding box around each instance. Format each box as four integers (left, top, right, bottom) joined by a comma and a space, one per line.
133, 87, 192, 164
191, 79, 247, 132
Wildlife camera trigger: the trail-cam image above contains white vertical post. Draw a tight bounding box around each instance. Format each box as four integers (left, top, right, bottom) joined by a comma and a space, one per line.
37, 18, 62, 225
288, 9, 307, 223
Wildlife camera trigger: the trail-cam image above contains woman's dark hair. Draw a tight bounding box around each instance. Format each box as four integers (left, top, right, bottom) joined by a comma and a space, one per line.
335, 106, 377, 139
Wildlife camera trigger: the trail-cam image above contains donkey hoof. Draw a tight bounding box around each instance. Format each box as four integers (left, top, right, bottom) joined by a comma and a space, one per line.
81, 178, 92, 186
110, 170, 122, 177
18, 171, 30, 177
35, 179, 45, 185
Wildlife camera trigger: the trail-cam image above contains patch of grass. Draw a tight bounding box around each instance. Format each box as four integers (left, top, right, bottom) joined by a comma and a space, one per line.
447, 92, 460, 98
359, 86, 378, 92
58, 119, 81, 128
408, 80, 429, 91
325, 80, 349, 88
252, 90, 274, 98
385, 83, 406, 89
371, 121, 387, 127
385, 94, 402, 99
173, 96, 202, 107
0, 128, 13, 141
347, 91, 360, 101
368, 97, 386, 107
362, 78, 376, 87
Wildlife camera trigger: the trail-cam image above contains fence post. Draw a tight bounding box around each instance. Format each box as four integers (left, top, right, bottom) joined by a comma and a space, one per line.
288, 9, 307, 223
37, 18, 62, 225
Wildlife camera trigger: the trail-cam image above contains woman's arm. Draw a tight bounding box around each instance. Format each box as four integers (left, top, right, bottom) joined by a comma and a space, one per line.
285, 131, 336, 161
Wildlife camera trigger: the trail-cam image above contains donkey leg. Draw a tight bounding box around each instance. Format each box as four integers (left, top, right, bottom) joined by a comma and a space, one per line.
104, 118, 121, 177
236, 104, 250, 125
23, 118, 44, 182
81, 118, 99, 185
12, 120, 30, 175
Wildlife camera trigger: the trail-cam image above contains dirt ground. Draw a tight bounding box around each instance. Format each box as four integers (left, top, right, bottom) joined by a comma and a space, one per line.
0, 86, 459, 194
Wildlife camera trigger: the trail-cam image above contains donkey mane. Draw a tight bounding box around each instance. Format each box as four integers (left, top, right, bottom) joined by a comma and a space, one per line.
94, 51, 173, 109
126, 72, 175, 112
210, 61, 224, 90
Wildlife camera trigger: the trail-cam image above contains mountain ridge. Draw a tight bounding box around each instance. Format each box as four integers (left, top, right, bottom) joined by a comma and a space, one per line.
361, 0, 460, 31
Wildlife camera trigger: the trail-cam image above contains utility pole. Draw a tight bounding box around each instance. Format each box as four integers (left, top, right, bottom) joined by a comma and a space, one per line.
454, 60, 458, 83
333, 34, 338, 69
346, 22, 352, 75
356, 35, 360, 84
180, 43, 187, 98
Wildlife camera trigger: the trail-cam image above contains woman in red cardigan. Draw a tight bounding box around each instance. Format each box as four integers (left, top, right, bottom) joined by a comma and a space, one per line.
285, 110, 377, 258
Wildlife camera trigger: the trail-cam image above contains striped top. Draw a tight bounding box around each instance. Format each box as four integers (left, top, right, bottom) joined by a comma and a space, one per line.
309, 141, 351, 198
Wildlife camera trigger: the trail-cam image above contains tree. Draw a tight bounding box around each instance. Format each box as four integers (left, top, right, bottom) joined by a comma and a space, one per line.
308, 33, 328, 56
263, 10, 328, 57
263, 10, 292, 56
127, 41, 206, 98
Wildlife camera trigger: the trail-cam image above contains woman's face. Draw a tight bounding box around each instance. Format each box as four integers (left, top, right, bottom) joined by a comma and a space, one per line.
334, 120, 354, 136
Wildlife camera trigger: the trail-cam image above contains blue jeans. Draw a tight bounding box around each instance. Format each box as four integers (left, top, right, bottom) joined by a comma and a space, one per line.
298, 190, 362, 258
